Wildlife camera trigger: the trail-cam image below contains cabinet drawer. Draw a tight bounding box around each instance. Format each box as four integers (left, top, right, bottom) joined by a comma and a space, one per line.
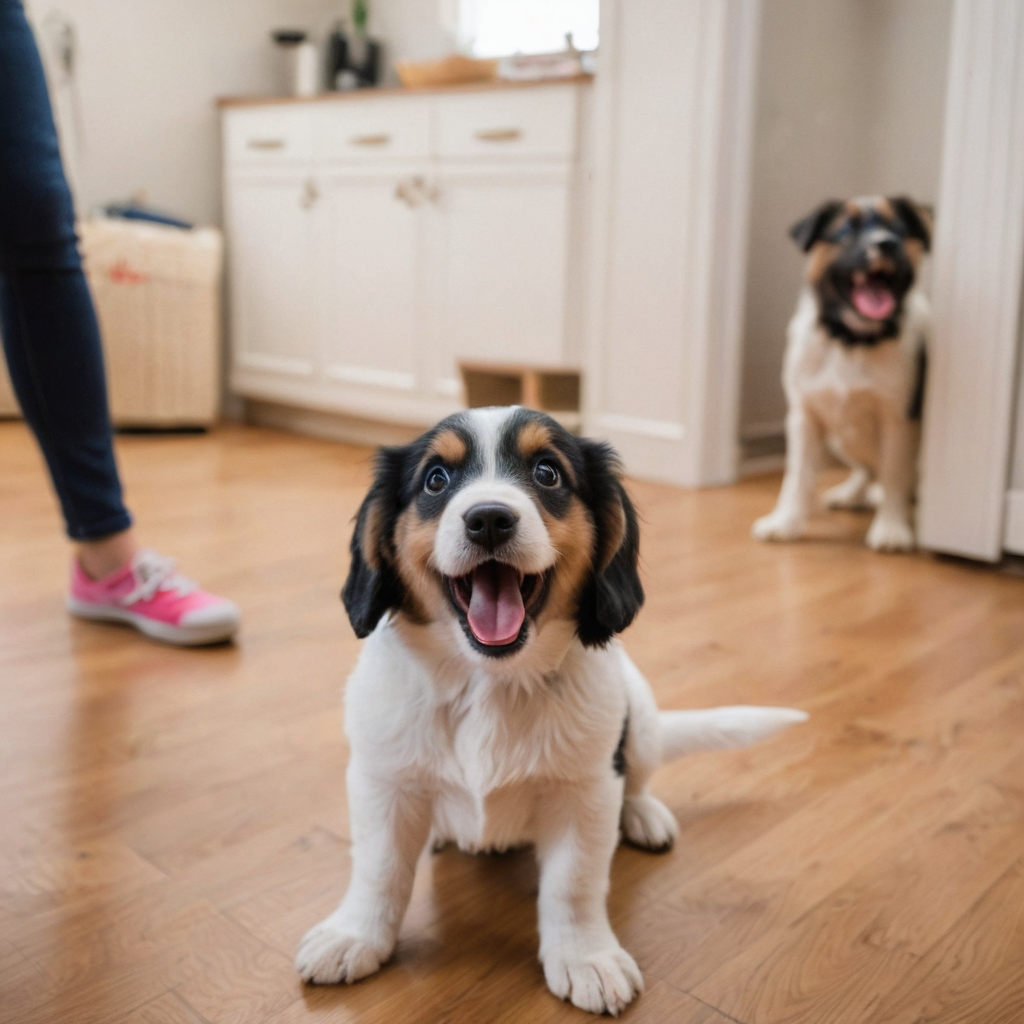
435, 86, 578, 160
315, 97, 430, 162
225, 108, 313, 165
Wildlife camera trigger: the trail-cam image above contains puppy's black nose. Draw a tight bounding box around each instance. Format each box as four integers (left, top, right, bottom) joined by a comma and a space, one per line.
877, 235, 900, 255
464, 504, 518, 550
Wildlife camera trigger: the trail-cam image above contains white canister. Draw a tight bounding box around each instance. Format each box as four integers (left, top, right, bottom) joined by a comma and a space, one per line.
274, 31, 320, 98
292, 41, 319, 97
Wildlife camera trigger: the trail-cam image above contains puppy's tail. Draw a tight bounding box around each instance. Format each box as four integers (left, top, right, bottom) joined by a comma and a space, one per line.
658, 706, 808, 764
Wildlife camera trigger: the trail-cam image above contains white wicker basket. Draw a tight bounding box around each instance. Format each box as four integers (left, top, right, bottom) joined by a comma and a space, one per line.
0, 218, 223, 426
80, 217, 223, 427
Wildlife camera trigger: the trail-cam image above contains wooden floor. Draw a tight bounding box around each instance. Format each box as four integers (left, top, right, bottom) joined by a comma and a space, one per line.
1, 420, 1023, 1024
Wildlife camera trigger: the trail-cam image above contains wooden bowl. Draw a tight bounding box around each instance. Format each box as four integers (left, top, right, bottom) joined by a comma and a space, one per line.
396, 55, 499, 89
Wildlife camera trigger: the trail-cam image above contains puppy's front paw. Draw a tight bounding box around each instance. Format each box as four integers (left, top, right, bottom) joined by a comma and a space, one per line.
295, 921, 386, 984
866, 515, 915, 552
752, 510, 805, 542
543, 944, 644, 1016
621, 793, 678, 852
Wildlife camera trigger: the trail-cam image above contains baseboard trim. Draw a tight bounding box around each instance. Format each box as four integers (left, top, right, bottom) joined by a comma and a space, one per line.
740, 419, 785, 441
1004, 490, 1024, 555
244, 399, 423, 449
739, 452, 786, 477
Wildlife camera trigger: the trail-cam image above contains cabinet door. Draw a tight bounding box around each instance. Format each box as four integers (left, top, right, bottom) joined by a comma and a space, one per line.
319, 173, 422, 392
227, 174, 318, 379
437, 170, 571, 373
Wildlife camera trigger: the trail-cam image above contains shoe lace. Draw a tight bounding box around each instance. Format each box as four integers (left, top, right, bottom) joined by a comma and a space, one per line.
122, 550, 199, 605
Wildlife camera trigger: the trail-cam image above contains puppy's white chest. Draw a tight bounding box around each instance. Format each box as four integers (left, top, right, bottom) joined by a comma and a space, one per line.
427, 700, 553, 851
432, 778, 539, 852
423, 666, 619, 853
799, 343, 906, 468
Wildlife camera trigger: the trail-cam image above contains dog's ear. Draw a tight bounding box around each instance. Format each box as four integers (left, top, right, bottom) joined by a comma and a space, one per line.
889, 196, 932, 251
790, 200, 843, 252
575, 440, 644, 648
342, 446, 408, 639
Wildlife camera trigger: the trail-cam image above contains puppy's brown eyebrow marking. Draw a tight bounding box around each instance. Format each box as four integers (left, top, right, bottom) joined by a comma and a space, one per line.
517, 419, 554, 460
426, 429, 467, 466
873, 197, 896, 221
516, 419, 577, 486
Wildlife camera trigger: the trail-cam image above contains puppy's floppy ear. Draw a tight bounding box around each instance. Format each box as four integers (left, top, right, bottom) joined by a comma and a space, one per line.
342, 446, 408, 639
790, 200, 843, 252
889, 196, 932, 251
576, 440, 644, 648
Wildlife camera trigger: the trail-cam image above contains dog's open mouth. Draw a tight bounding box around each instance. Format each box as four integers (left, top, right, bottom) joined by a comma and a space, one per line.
447, 561, 550, 651
850, 271, 897, 321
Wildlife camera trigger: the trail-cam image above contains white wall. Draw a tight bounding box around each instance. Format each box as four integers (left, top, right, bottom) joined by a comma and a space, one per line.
740, 0, 952, 442
1012, 309, 1024, 489
24, 0, 340, 227
370, 0, 456, 80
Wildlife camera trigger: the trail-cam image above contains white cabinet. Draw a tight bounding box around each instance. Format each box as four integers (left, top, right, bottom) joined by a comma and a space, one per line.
319, 172, 423, 392
227, 174, 319, 379
222, 82, 590, 431
437, 167, 572, 369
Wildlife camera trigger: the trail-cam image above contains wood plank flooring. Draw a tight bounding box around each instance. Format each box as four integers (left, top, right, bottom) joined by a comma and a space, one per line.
1, 420, 1022, 1024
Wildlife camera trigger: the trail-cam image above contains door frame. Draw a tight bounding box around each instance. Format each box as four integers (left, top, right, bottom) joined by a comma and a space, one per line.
916, 0, 1024, 562
584, 0, 762, 487
588, 0, 1024, 529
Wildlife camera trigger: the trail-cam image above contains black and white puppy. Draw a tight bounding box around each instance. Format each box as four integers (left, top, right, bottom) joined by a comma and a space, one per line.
297, 407, 807, 1015
752, 196, 932, 551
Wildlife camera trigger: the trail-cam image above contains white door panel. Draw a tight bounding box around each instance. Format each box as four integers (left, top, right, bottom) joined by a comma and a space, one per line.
439, 172, 570, 372
320, 175, 422, 390
227, 176, 318, 376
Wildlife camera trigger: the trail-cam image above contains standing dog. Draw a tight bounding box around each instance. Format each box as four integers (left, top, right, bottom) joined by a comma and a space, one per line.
296, 407, 807, 1015
752, 196, 932, 551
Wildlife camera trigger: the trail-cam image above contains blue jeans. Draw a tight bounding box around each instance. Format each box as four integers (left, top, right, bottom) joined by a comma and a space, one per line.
0, 0, 131, 540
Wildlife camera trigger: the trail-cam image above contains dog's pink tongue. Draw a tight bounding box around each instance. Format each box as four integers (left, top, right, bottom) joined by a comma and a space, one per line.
852, 283, 896, 320
467, 563, 524, 646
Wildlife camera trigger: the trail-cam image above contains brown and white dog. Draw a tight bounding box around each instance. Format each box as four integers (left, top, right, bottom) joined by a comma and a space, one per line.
296, 407, 806, 1015
752, 196, 932, 551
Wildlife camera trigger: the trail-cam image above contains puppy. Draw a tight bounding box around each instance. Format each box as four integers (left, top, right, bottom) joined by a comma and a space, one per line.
296, 407, 807, 1015
752, 196, 932, 551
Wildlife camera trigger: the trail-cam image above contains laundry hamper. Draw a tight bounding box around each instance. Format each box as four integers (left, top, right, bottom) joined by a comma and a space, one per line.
79, 217, 223, 427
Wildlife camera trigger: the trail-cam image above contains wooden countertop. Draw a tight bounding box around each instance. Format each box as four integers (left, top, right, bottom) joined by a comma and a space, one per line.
217, 73, 593, 109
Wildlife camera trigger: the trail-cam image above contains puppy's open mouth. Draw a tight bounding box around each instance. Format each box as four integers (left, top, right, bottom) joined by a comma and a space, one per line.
447, 561, 550, 652
850, 271, 897, 321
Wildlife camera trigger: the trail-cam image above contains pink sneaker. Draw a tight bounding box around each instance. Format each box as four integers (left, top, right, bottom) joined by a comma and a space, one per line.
67, 549, 240, 646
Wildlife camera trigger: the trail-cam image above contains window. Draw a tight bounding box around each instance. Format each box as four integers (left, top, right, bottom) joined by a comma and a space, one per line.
455, 0, 599, 57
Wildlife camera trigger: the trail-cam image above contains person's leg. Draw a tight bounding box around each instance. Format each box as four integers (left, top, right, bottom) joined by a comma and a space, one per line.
0, 1, 237, 643
0, 267, 140, 576
0, 0, 134, 559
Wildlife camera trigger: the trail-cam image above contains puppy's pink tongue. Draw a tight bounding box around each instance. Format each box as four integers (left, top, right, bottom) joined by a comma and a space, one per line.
852, 283, 896, 320
467, 563, 524, 646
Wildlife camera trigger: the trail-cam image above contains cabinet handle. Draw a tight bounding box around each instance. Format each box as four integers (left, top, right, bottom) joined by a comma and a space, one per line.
474, 128, 522, 142
247, 138, 286, 150
395, 176, 426, 208
350, 133, 391, 146
300, 180, 319, 209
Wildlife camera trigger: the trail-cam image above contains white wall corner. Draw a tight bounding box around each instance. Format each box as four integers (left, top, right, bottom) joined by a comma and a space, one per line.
685, 0, 762, 488
917, 0, 1024, 561
583, 0, 762, 488
1005, 490, 1024, 555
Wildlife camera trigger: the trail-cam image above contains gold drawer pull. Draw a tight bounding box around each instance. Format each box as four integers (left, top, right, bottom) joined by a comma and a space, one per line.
474, 128, 522, 142
247, 138, 286, 150
351, 133, 392, 146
